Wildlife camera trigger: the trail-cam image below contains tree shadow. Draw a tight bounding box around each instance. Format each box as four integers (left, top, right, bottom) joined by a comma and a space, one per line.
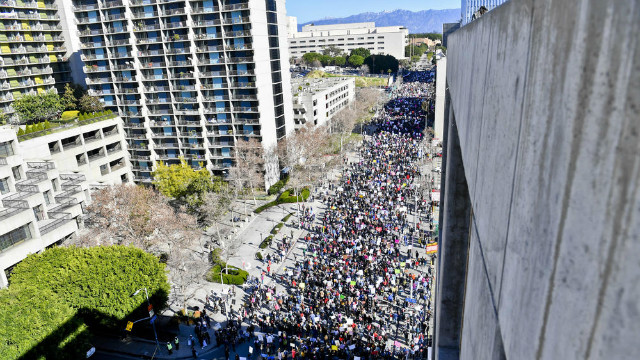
16, 288, 177, 360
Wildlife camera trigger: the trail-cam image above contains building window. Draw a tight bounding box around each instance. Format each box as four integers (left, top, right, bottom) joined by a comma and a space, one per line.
0, 224, 32, 251
51, 179, 59, 192
0, 177, 9, 194
11, 166, 21, 181
0, 141, 14, 157
33, 205, 45, 221
43, 190, 52, 205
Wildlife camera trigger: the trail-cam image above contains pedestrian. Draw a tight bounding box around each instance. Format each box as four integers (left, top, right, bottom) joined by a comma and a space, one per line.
191, 347, 198, 358
167, 341, 173, 355
174, 336, 180, 350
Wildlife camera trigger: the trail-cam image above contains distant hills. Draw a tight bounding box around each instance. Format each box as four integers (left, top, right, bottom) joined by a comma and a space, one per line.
297, 9, 461, 34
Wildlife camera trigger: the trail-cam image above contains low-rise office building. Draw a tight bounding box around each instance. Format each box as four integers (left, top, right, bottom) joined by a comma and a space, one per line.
0, 116, 132, 287
288, 20, 408, 60
292, 77, 355, 129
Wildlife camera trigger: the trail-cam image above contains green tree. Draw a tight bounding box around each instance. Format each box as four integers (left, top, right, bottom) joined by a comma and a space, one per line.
348, 54, 364, 67
319, 54, 332, 66
152, 158, 219, 208
0, 111, 8, 125
13, 93, 63, 124
364, 54, 399, 74
333, 56, 346, 66
78, 94, 104, 113
61, 83, 77, 111
350, 47, 371, 59
302, 52, 322, 65
321, 44, 343, 57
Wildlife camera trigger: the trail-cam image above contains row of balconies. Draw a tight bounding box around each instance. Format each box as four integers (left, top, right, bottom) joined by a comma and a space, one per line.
0, 66, 52, 78
0, 23, 63, 32
2, 0, 57, 10
0, 34, 63, 42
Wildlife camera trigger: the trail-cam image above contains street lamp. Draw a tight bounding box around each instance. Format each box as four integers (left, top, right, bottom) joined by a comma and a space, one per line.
132, 287, 159, 349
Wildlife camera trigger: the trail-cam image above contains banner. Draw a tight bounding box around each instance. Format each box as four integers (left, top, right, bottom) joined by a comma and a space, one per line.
426, 242, 438, 254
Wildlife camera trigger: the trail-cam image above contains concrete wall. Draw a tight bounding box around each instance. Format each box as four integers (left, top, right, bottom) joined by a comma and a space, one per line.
435, 0, 640, 359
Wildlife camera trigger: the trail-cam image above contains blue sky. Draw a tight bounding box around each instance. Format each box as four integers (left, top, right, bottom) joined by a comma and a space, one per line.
286, 0, 461, 23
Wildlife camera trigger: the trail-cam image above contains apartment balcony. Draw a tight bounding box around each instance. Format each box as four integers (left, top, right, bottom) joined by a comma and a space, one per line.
73, 3, 100, 11
134, 23, 162, 32
149, 120, 173, 127
141, 74, 168, 81
101, 0, 125, 9
199, 71, 225, 78
227, 56, 253, 64
121, 99, 141, 106
76, 16, 100, 25
78, 28, 104, 37
138, 50, 165, 58
131, 11, 159, 19
107, 39, 130, 46
141, 61, 166, 69
124, 121, 146, 129
160, 8, 186, 17
153, 143, 180, 149
169, 72, 194, 80
81, 54, 104, 62
151, 132, 178, 138
129, 0, 158, 6
113, 76, 137, 83
103, 13, 127, 22
170, 84, 196, 91
222, 17, 250, 25
193, 33, 221, 40
167, 60, 190, 67
125, 133, 147, 140
164, 47, 189, 55
115, 87, 139, 94
197, 57, 226, 65
220, 3, 249, 11
174, 109, 199, 115
147, 108, 173, 116
144, 85, 170, 92
136, 37, 162, 45
225, 44, 252, 51
192, 19, 222, 28
203, 107, 231, 113
191, 6, 218, 15
129, 154, 151, 161
146, 98, 171, 105
174, 97, 197, 103
110, 52, 133, 59
200, 83, 228, 90
112, 64, 135, 71
164, 34, 190, 42
104, 26, 129, 35
164, 21, 188, 29
230, 81, 256, 88
225, 29, 251, 38
195, 45, 224, 53
233, 106, 258, 113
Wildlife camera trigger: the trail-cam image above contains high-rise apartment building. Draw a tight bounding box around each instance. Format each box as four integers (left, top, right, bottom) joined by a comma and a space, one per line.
460, 0, 509, 25
0, 0, 73, 122
71, 0, 294, 186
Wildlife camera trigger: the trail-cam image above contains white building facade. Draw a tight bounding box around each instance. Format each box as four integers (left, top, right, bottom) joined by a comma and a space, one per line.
292, 77, 355, 129
288, 21, 408, 60
72, 0, 294, 187
461, 0, 509, 25
0, 117, 132, 287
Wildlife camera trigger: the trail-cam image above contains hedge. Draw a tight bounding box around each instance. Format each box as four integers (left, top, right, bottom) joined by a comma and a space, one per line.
0, 287, 90, 360
282, 212, 294, 222
255, 251, 263, 260
267, 175, 289, 195
259, 235, 274, 249
207, 264, 248, 285
0, 246, 169, 359
61, 110, 79, 122
254, 188, 310, 214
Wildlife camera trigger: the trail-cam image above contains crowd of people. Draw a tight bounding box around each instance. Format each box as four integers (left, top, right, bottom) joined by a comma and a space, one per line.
210, 73, 439, 359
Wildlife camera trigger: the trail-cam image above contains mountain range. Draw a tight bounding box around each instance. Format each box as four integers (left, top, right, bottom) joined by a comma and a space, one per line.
297, 9, 461, 34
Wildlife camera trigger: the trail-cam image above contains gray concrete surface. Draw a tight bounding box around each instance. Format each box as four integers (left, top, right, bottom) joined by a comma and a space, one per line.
435, 0, 640, 359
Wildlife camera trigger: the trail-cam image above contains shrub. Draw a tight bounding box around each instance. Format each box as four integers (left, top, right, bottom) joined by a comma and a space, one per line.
61, 110, 79, 122
255, 251, 263, 260
259, 235, 273, 249
35, 122, 44, 132
9, 246, 169, 328
207, 263, 248, 285
16, 127, 24, 136
254, 188, 310, 214
0, 245, 168, 359
282, 212, 294, 222
0, 287, 90, 359
267, 175, 289, 195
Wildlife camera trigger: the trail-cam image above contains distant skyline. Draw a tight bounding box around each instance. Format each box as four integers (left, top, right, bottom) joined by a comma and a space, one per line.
286, 0, 461, 23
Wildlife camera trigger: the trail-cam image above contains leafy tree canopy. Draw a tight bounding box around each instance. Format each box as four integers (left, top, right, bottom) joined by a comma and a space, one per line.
302, 52, 323, 64
350, 48, 371, 59
13, 92, 63, 124
78, 94, 104, 113
364, 54, 399, 74
152, 158, 221, 208
348, 54, 365, 67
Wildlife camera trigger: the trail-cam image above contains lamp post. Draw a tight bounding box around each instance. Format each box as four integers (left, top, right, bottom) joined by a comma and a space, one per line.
132, 287, 159, 349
